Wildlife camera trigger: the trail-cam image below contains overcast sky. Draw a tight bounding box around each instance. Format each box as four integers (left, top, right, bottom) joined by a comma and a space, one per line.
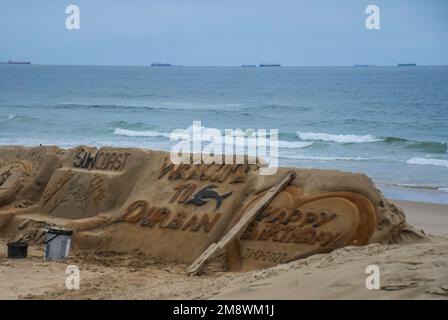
1, 0, 447, 66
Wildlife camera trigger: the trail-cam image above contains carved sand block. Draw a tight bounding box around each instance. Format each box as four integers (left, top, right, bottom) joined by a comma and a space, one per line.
229, 186, 377, 271
0, 161, 33, 206
40, 169, 110, 218
0, 147, 62, 238
0, 146, 416, 272
39, 146, 147, 219
0, 163, 26, 206
0, 146, 63, 210
71, 146, 132, 172
86, 155, 261, 263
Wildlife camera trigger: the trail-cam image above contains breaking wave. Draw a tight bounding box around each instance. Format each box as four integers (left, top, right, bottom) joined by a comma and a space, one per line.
381, 182, 448, 192
0, 114, 36, 122
114, 127, 313, 150
277, 141, 313, 149
383, 137, 447, 153
296, 131, 381, 143
280, 154, 375, 162
406, 157, 448, 168
295, 131, 447, 153
113, 128, 171, 138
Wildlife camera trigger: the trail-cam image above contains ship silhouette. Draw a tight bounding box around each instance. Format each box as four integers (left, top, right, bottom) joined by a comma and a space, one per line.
151, 62, 172, 67
259, 63, 281, 67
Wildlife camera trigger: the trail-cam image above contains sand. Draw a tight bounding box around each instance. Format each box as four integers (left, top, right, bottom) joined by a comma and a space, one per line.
0, 199, 446, 300
395, 200, 448, 237
212, 198, 448, 300
0, 146, 446, 299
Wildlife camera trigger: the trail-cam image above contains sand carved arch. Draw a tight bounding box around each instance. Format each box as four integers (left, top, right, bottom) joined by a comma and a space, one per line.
268, 190, 375, 244
226, 186, 378, 270
292, 191, 377, 246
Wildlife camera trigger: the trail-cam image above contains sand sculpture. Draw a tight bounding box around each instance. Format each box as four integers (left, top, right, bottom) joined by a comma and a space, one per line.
0, 146, 421, 273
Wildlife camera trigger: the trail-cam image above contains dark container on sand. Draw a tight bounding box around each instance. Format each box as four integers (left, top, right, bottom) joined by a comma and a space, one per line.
7, 241, 28, 258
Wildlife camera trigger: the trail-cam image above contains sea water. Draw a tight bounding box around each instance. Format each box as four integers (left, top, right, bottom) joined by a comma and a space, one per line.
1, 65, 447, 203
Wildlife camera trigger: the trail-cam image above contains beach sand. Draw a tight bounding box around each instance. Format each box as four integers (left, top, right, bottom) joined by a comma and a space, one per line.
395, 200, 448, 237
0, 146, 445, 299
0, 199, 446, 300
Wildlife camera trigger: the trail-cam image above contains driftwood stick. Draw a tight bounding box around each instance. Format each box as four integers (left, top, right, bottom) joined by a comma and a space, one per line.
187, 170, 296, 275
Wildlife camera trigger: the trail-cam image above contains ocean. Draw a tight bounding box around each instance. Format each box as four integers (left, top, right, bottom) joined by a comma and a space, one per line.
1, 65, 447, 203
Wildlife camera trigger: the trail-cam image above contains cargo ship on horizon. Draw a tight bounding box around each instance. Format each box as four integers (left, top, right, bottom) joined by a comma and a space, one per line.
259, 63, 281, 67
398, 63, 416, 67
151, 62, 172, 67
0, 60, 31, 65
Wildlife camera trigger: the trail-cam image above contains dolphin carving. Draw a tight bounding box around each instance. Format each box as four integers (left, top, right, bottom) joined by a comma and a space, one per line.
186, 185, 233, 210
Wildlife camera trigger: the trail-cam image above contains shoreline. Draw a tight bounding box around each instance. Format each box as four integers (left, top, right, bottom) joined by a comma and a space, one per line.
380, 184, 448, 205
393, 200, 448, 237
0, 143, 447, 205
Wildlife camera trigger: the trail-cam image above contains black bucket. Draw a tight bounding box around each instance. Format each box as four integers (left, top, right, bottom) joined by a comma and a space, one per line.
7, 241, 28, 259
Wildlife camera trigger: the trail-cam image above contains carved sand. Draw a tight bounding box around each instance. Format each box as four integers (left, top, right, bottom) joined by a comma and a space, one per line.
0, 146, 423, 273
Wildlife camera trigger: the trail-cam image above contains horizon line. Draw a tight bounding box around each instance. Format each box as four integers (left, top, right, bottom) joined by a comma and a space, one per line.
1, 63, 447, 68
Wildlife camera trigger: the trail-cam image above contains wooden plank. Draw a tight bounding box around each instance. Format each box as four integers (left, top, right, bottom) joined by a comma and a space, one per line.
187, 170, 296, 275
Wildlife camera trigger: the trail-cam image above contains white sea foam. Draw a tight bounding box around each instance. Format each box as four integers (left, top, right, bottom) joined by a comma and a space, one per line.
277, 141, 313, 149
280, 154, 371, 162
381, 182, 444, 191
114, 127, 312, 150
296, 131, 381, 143
113, 128, 171, 138
406, 157, 448, 168
0, 114, 17, 121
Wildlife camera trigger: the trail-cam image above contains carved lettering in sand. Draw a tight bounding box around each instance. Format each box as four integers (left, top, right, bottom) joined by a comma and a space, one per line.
73, 148, 131, 171
170, 183, 198, 204
234, 186, 377, 270
240, 208, 339, 246
243, 249, 288, 263
158, 156, 249, 183
119, 200, 221, 233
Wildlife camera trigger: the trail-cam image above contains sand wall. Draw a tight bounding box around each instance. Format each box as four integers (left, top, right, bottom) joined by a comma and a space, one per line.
0, 146, 421, 271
